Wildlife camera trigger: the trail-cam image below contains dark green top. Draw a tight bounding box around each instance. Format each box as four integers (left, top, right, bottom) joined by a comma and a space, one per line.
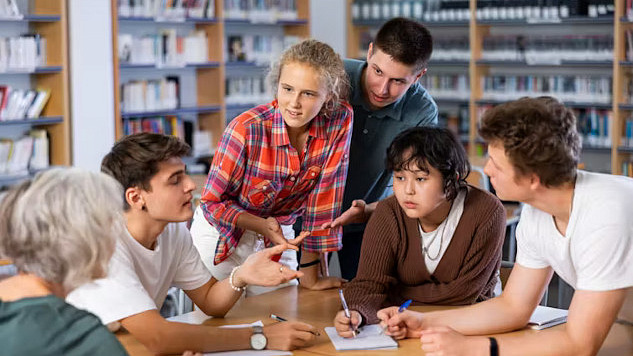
0, 295, 128, 356
343, 59, 438, 232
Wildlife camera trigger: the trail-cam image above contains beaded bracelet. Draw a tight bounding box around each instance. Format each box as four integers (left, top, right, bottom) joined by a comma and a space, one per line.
229, 266, 246, 292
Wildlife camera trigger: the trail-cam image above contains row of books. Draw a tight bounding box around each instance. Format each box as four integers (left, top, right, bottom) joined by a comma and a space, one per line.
121, 76, 180, 113
225, 75, 271, 105
476, 0, 614, 20
481, 75, 612, 104
226, 34, 299, 64
0, 0, 20, 19
0, 87, 50, 121
420, 74, 470, 101
622, 118, 633, 148
117, 0, 216, 19
621, 160, 633, 177
0, 35, 47, 72
575, 108, 612, 148
224, 0, 298, 22
0, 130, 48, 176
118, 30, 208, 66
433, 37, 470, 61
123, 115, 186, 140
351, 0, 469, 22
482, 35, 613, 62
628, 0, 633, 20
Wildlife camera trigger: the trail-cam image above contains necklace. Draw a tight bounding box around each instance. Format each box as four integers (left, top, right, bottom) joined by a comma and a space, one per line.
420, 221, 447, 261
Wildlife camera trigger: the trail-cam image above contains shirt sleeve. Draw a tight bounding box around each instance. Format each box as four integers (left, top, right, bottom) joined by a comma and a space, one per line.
199, 115, 250, 262
515, 207, 551, 270
66, 244, 156, 325
172, 223, 212, 291
301, 103, 353, 253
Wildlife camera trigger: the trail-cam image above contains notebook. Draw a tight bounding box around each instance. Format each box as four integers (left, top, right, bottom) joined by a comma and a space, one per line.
528, 306, 568, 330
324, 324, 398, 351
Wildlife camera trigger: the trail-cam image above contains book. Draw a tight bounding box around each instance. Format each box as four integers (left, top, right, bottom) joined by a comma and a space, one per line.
26, 90, 51, 118
528, 305, 568, 330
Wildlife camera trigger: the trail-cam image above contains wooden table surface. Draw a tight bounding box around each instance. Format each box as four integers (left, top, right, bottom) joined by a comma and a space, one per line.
117, 286, 633, 355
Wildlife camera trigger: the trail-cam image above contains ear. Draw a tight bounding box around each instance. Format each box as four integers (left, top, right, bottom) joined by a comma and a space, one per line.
528, 173, 541, 190
367, 42, 374, 62
415, 68, 427, 81
125, 186, 145, 211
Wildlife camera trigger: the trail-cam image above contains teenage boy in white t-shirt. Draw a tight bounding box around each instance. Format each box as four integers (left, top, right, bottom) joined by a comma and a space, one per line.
377, 97, 633, 356
67, 133, 317, 354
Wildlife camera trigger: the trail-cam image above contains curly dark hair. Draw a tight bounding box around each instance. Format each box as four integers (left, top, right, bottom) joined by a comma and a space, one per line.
374, 17, 433, 71
386, 126, 470, 201
479, 96, 581, 187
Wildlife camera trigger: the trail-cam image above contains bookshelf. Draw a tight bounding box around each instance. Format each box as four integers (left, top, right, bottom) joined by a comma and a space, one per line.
111, 0, 311, 158
0, 0, 71, 186
346, 0, 626, 174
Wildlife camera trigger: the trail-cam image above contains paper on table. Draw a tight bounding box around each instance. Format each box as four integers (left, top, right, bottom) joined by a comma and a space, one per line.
324, 324, 398, 351
167, 309, 212, 324
528, 305, 568, 330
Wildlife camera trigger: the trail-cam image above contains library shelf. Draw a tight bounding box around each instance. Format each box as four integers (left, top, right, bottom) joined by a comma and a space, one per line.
353, 19, 468, 27
476, 60, 613, 68
0, 66, 63, 74
476, 100, 612, 110
618, 104, 633, 111
225, 61, 268, 68
117, 16, 219, 24
477, 17, 613, 26
224, 19, 308, 25
121, 105, 222, 118
433, 98, 469, 105
0, 14, 61, 22
119, 62, 221, 69
428, 60, 470, 67
0, 116, 64, 126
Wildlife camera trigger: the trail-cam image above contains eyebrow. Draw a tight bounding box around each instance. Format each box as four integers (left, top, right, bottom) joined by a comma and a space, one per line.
167, 169, 185, 180
372, 64, 407, 81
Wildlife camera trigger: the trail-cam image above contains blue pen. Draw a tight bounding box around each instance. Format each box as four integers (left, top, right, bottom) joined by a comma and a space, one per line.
338, 289, 358, 337
382, 299, 412, 334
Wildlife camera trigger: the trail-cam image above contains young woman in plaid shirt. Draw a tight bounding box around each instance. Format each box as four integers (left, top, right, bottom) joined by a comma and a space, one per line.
191, 39, 353, 294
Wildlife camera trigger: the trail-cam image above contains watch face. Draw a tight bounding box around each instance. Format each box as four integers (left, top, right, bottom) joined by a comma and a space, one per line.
250, 333, 267, 350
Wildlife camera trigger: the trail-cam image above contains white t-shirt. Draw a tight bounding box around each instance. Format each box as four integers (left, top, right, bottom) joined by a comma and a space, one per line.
516, 170, 633, 292
67, 222, 212, 325
418, 189, 466, 274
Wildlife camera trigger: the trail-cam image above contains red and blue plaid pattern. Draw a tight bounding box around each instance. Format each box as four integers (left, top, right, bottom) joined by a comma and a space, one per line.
200, 100, 353, 265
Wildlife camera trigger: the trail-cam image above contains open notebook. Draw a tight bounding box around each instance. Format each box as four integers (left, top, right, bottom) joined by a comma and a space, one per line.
528, 305, 568, 330
325, 324, 398, 351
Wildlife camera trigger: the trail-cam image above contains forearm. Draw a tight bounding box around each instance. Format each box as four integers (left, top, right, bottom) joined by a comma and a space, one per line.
235, 212, 266, 235
198, 278, 244, 317
424, 295, 532, 335
123, 316, 251, 354
298, 251, 320, 286
473, 329, 587, 356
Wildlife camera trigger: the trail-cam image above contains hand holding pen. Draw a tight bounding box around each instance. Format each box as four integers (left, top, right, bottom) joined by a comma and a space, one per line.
380, 299, 412, 335
270, 314, 321, 336
335, 289, 361, 338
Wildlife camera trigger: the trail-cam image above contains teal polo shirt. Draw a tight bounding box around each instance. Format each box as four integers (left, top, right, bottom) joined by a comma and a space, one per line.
342, 59, 438, 220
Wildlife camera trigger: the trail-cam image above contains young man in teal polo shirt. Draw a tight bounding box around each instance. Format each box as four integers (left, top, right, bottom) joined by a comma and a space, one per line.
322, 18, 438, 280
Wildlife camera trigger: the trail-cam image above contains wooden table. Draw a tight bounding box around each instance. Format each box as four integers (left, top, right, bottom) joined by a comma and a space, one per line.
117, 286, 633, 355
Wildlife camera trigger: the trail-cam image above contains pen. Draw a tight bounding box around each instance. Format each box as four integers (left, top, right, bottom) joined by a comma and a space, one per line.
269, 314, 321, 336
382, 299, 412, 335
338, 289, 358, 337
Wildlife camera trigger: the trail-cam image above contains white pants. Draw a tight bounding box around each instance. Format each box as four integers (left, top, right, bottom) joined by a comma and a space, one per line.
190, 206, 298, 297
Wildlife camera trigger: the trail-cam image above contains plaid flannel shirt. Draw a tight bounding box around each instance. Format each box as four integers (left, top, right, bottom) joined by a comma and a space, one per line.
200, 100, 353, 265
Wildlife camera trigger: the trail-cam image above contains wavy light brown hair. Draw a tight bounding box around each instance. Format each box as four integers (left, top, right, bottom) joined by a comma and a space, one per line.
268, 39, 349, 117
479, 96, 581, 187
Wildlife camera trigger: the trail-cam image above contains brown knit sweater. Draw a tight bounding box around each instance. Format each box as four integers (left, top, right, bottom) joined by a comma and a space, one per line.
344, 185, 506, 325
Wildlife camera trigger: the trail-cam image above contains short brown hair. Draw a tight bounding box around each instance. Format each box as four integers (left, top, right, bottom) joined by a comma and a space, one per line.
374, 17, 433, 71
268, 39, 349, 117
479, 96, 581, 187
102, 133, 190, 208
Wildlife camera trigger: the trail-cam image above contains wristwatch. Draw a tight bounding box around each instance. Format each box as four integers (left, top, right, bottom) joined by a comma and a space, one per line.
250, 325, 267, 350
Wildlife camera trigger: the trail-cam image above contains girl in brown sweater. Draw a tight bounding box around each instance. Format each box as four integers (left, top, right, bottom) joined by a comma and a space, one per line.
334, 127, 506, 337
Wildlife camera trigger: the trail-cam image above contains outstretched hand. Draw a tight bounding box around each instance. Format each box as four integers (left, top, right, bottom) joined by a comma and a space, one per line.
320, 200, 369, 229
237, 244, 304, 287
263, 217, 309, 246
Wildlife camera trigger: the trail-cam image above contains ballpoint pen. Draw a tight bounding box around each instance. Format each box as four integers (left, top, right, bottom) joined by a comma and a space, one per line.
269, 314, 321, 336
381, 299, 412, 335
338, 289, 359, 337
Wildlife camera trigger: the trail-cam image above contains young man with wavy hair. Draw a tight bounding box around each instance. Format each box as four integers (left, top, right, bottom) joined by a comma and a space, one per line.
67, 133, 318, 354
378, 97, 633, 356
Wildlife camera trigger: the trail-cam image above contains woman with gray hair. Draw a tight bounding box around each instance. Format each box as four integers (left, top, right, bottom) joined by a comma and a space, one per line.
0, 168, 128, 355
